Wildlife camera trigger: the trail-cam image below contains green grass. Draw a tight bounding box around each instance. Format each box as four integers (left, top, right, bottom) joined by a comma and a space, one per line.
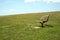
0, 11, 60, 40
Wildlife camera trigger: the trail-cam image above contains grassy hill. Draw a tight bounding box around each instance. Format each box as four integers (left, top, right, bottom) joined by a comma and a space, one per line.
0, 11, 60, 40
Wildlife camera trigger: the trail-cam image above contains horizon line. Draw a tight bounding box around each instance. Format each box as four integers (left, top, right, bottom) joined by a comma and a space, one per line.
0, 11, 60, 16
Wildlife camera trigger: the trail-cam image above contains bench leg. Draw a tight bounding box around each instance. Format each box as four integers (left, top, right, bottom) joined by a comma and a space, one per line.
41, 23, 44, 27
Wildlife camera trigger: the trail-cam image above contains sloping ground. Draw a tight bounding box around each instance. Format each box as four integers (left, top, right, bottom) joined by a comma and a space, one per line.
0, 11, 60, 40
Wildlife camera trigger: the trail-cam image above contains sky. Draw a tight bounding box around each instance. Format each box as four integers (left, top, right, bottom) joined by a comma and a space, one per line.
0, 0, 60, 16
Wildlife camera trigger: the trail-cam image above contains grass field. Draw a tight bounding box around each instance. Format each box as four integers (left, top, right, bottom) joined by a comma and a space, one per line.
0, 11, 60, 40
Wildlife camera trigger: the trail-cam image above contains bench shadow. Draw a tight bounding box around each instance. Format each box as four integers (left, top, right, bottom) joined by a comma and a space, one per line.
44, 24, 53, 28
38, 24, 53, 28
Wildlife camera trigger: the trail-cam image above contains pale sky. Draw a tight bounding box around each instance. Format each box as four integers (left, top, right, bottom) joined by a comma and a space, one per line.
0, 0, 60, 16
